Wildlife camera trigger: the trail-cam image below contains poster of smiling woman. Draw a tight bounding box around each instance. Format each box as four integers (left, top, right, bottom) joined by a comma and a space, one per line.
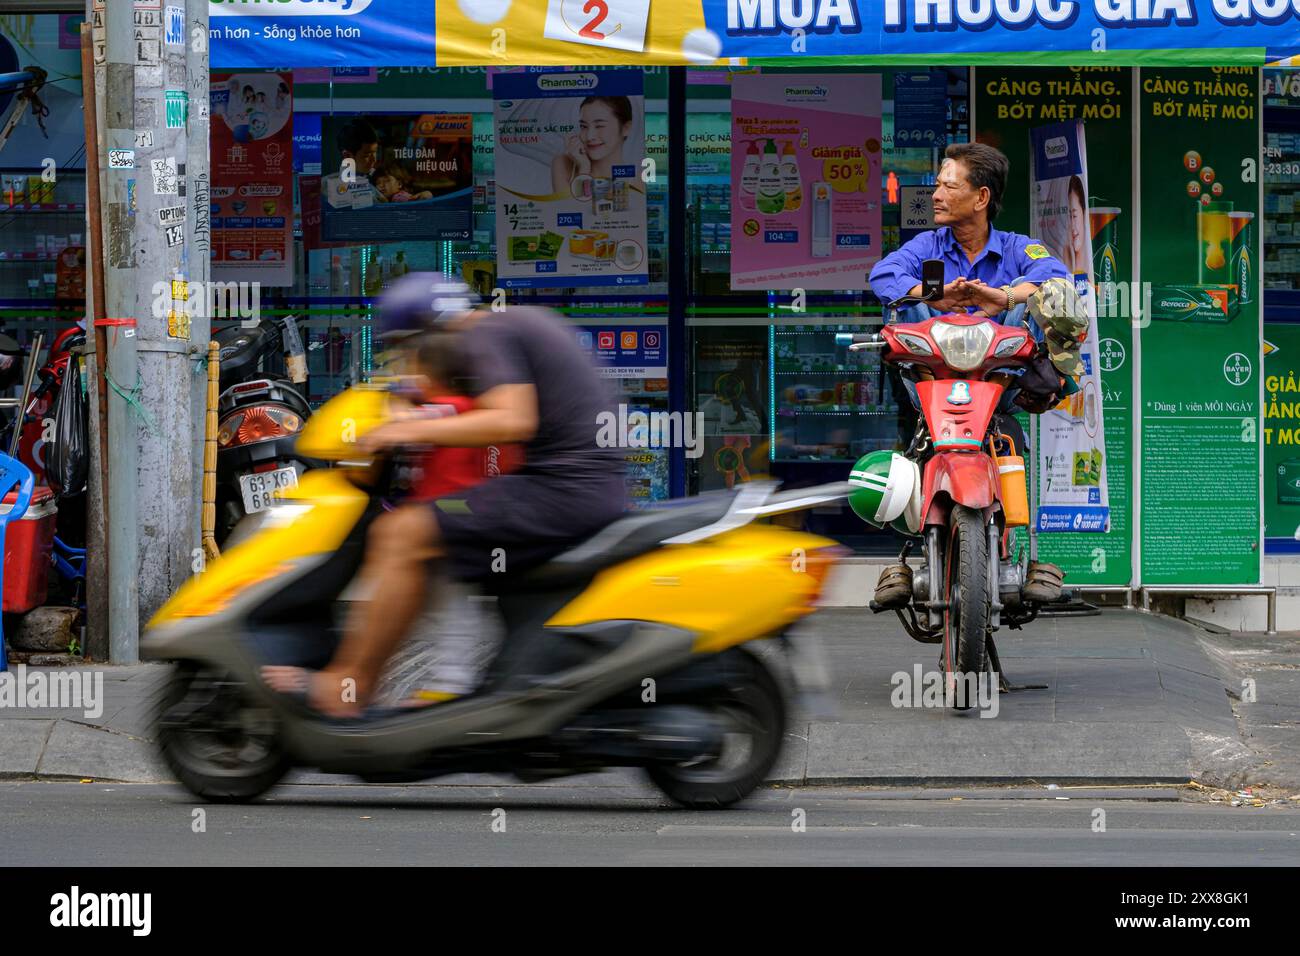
493, 68, 648, 289
1030, 119, 1110, 535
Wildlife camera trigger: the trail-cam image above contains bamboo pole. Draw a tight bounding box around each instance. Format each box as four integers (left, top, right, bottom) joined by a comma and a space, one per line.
202, 341, 220, 564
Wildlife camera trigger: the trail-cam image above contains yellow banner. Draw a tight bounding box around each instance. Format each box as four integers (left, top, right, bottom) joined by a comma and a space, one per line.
436, 1, 726, 67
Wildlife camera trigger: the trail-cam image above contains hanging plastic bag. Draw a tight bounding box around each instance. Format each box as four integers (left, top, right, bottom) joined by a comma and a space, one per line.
48, 355, 87, 498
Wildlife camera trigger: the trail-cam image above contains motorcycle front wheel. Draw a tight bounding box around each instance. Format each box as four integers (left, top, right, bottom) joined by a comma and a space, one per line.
942, 505, 991, 710
156, 663, 290, 802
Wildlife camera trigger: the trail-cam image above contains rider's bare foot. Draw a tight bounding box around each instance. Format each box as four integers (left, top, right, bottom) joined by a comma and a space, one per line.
261, 665, 308, 694
260, 666, 363, 718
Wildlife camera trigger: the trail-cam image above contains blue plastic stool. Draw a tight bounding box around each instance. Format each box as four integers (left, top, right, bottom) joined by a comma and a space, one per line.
0, 454, 34, 672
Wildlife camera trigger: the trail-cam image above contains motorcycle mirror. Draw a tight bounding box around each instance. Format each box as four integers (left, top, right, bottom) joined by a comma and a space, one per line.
921, 259, 944, 302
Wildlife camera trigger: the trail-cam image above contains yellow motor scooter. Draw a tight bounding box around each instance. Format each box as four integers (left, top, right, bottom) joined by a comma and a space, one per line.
144, 385, 848, 808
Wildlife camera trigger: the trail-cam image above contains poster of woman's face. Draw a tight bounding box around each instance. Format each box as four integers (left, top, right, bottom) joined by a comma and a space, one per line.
1035, 174, 1091, 278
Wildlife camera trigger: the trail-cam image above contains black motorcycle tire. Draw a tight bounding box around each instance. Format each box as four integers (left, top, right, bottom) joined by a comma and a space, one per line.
156, 664, 290, 802
942, 505, 990, 710
645, 648, 786, 809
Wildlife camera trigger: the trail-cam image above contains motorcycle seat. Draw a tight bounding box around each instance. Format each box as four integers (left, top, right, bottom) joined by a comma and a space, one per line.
513, 492, 737, 589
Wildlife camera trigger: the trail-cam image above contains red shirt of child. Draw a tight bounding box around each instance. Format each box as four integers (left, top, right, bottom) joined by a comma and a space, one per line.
413, 395, 522, 499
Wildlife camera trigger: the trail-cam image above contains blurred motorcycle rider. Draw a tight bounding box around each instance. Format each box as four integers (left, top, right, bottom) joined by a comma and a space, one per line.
263, 273, 626, 716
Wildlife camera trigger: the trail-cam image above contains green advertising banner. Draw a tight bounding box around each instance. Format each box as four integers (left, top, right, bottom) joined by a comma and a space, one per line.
975, 67, 1134, 586
1264, 324, 1300, 547
1139, 68, 1261, 585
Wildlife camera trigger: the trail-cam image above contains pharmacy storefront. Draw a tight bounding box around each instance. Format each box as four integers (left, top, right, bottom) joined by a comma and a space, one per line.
17, 1, 1300, 615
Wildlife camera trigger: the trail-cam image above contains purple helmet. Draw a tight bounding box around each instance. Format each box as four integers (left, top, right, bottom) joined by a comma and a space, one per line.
375, 272, 478, 346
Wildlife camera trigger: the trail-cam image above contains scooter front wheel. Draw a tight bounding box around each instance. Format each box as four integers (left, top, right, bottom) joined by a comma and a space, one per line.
942, 505, 991, 710
156, 664, 290, 802
645, 648, 786, 809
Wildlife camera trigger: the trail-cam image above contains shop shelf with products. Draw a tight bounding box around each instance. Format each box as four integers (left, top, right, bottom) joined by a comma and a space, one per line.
0, 168, 88, 302
769, 323, 905, 464
1265, 108, 1300, 320
687, 197, 733, 296
1264, 129, 1300, 293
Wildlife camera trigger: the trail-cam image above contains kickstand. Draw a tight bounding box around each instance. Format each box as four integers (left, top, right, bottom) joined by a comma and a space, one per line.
986, 633, 1048, 693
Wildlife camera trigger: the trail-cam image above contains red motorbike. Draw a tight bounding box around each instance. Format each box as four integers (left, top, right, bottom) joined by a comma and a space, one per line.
851, 301, 1061, 708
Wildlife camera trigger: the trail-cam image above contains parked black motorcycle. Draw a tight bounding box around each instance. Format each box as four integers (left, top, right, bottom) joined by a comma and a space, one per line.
214, 316, 315, 544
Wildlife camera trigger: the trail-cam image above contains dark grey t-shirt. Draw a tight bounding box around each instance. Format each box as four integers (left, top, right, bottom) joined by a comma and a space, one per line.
459, 307, 624, 479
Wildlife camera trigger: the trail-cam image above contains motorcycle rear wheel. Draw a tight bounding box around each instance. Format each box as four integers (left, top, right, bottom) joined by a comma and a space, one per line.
942, 505, 990, 710
645, 648, 786, 809
156, 664, 290, 802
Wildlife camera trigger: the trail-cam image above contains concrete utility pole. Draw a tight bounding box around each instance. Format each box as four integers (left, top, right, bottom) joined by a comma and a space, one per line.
88, 0, 208, 660
186, 0, 211, 551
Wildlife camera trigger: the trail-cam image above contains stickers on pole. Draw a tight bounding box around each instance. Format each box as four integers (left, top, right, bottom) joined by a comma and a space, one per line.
108, 148, 135, 170
151, 157, 178, 195
92, 2, 106, 66
134, 5, 161, 66
164, 6, 184, 46
157, 204, 186, 226
543, 0, 651, 54
165, 90, 189, 129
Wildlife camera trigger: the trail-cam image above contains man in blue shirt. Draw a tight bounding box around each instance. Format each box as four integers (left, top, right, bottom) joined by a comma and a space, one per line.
867, 143, 1069, 611
870, 142, 1068, 327
870, 141, 1075, 416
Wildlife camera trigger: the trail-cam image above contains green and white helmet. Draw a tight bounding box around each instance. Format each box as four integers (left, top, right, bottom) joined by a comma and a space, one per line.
848, 451, 922, 535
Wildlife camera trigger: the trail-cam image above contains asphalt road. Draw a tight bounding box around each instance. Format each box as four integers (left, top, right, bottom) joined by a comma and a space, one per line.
1, 780, 1297, 866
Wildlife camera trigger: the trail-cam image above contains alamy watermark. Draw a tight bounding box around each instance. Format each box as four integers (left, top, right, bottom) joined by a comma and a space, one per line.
891, 664, 999, 717
596, 405, 704, 459
50, 886, 150, 936
151, 279, 261, 328
0, 665, 104, 720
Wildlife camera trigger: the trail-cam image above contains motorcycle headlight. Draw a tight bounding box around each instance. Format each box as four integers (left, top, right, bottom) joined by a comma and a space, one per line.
893, 331, 934, 356
931, 321, 996, 371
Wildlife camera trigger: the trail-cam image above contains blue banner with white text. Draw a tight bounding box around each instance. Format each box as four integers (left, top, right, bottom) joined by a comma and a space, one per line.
209, 1, 1300, 68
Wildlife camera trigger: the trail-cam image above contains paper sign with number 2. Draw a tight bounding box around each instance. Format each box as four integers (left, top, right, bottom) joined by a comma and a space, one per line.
543, 0, 650, 54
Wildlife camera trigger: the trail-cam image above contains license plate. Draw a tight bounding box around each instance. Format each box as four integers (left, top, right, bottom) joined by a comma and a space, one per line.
239, 467, 299, 514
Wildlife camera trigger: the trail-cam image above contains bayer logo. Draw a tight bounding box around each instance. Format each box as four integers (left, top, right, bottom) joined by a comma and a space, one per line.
1223, 352, 1252, 386
1099, 338, 1125, 373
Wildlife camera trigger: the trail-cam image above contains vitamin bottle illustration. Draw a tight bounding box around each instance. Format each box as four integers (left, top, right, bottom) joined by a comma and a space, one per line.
739, 141, 760, 211
756, 139, 787, 215
780, 141, 802, 211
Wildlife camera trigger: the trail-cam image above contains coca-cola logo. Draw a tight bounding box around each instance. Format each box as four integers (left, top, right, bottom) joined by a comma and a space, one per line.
486, 445, 501, 477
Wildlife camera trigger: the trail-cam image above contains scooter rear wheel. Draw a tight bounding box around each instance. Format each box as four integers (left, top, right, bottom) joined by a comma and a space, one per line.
156, 664, 290, 802
645, 648, 786, 809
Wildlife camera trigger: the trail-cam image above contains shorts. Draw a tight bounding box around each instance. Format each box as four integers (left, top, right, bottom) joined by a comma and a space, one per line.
432, 470, 626, 583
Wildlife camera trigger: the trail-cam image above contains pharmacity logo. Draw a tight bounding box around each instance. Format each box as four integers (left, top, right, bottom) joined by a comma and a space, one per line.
1044, 136, 1069, 159
538, 73, 599, 92
784, 85, 829, 100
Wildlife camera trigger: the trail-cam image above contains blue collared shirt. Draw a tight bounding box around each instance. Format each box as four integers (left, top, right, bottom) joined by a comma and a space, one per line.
869, 226, 1069, 319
